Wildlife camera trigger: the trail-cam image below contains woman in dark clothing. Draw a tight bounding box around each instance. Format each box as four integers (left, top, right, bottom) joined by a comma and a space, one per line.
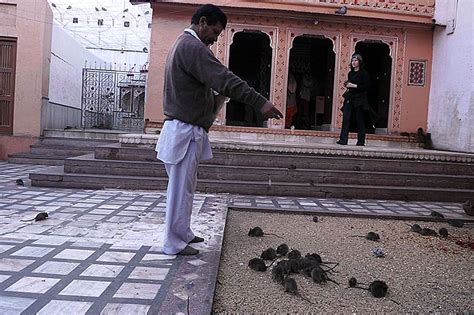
337, 54, 370, 146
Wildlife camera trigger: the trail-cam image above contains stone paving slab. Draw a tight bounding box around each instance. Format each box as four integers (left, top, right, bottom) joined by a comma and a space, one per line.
229, 195, 474, 222
0, 162, 472, 315
0, 162, 227, 315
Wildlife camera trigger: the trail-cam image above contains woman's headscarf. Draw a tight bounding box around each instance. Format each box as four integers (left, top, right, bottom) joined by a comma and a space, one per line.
350, 53, 365, 71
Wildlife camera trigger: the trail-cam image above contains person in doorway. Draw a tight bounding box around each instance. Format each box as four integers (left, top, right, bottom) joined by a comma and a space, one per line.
297, 70, 313, 129
337, 54, 370, 146
285, 71, 298, 128
155, 4, 283, 256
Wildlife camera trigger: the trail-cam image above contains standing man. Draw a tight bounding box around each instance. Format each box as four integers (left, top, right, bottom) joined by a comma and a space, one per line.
156, 4, 283, 255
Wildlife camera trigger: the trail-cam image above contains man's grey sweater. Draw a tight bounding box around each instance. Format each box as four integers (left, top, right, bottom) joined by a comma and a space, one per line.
163, 32, 268, 131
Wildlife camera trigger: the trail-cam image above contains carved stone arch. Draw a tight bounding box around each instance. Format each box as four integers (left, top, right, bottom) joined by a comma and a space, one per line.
224, 25, 278, 97
285, 28, 342, 129
212, 23, 278, 126
349, 33, 400, 133
227, 25, 276, 49
351, 34, 397, 59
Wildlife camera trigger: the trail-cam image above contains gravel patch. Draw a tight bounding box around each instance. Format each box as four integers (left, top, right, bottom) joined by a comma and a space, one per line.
213, 210, 473, 313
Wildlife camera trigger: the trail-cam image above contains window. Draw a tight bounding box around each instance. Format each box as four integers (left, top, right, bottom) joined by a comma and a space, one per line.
98, 19, 104, 26
408, 60, 426, 86
73, 17, 78, 23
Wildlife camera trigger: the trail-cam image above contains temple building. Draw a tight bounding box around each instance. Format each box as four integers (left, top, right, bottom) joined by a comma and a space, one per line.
134, 0, 436, 136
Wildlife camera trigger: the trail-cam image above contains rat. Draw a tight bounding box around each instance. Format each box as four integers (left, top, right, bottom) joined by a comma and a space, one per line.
430, 210, 444, 219
290, 258, 318, 275
248, 258, 268, 272
368, 280, 389, 298
310, 265, 339, 285
305, 253, 339, 271
419, 228, 437, 236
260, 248, 277, 260
248, 226, 282, 238
447, 219, 464, 228
438, 227, 449, 238
276, 243, 289, 256
272, 263, 287, 284
305, 253, 322, 264
21, 212, 48, 222
272, 260, 292, 283
283, 277, 314, 304
287, 249, 302, 260
348, 277, 359, 288
349, 279, 400, 304
350, 232, 380, 241
407, 223, 422, 233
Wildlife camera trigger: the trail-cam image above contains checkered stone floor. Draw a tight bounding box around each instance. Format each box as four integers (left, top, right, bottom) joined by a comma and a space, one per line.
229, 196, 471, 221
0, 162, 228, 314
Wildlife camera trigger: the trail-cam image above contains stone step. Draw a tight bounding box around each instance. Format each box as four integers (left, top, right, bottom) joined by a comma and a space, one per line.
30, 166, 474, 202
30, 145, 95, 157
43, 129, 127, 141
38, 137, 117, 148
94, 145, 474, 176
8, 154, 65, 166
65, 155, 474, 190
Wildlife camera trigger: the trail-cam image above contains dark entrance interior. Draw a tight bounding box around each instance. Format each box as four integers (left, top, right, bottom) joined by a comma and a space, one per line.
226, 31, 272, 127
354, 41, 392, 132
286, 36, 335, 130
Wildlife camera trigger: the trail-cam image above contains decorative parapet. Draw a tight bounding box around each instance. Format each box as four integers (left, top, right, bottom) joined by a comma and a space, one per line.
136, 0, 435, 23
259, 0, 435, 17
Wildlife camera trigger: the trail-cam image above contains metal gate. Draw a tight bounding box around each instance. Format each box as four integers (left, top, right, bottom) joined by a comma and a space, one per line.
81, 67, 146, 131
0, 38, 17, 134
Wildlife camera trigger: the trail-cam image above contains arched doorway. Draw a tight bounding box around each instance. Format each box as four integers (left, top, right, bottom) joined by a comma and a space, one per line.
354, 41, 392, 132
226, 31, 272, 127
287, 36, 335, 130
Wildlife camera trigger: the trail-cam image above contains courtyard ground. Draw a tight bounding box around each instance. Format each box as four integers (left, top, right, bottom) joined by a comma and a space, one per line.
0, 162, 472, 314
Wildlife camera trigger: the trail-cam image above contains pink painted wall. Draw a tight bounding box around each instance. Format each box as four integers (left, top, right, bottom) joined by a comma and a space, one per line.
0, 135, 37, 160
0, 0, 53, 159
145, 6, 194, 123
399, 29, 433, 132
0, 0, 53, 138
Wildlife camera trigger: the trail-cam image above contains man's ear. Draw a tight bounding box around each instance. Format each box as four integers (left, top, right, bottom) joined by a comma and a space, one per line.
199, 16, 208, 26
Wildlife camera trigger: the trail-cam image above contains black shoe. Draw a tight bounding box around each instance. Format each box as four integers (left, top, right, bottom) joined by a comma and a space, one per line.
189, 236, 204, 243
336, 140, 347, 145
177, 245, 199, 255
356, 142, 365, 146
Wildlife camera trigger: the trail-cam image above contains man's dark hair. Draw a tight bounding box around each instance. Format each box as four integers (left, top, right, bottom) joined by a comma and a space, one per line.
191, 4, 227, 28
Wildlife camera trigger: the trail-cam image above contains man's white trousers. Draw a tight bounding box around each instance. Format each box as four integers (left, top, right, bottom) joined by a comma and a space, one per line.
162, 141, 199, 254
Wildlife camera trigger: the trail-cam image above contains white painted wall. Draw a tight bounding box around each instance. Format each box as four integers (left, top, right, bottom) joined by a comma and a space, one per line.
428, 0, 473, 153
49, 21, 104, 109
86, 49, 149, 70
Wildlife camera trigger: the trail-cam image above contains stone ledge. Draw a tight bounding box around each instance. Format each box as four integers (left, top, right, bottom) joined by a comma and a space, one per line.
118, 133, 474, 163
